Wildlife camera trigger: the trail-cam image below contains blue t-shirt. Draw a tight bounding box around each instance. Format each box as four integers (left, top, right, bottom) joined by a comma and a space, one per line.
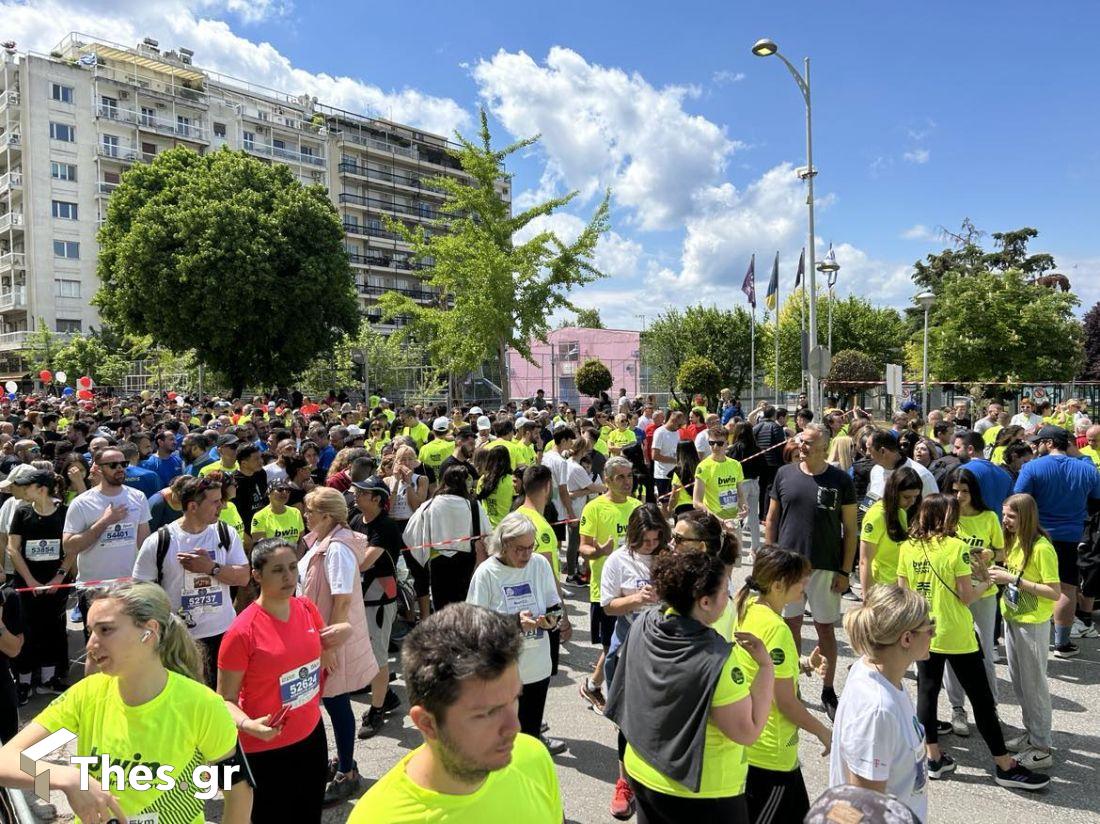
318, 444, 336, 472
1014, 454, 1100, 542
962, 459, 1013, 522
141, 453, 184, 488
124, 465, 161, 499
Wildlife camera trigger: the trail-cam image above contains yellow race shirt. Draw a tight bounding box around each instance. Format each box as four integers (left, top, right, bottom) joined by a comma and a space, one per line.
218, 501, 244, 536
593, 438, 610, 457
860, 501, 907, 586
418, 438, 454, 474
199, 461, 239, 477
250, 504, 305, 545
956, 510, 1004, 599
607, 428, 638, 450
898, 536, 977, 655
478, 475, 516, 528
625, 643, 753, 798
348, 733, 562, 824
982, 425, 1002, 447
402, 422, 430, 450
694, 456, 744, 519
739, 599, 801, 772
1080, 446, 1100, 468
579, 495, 643, 602
1001, 536, 1060, 624
490, 439, 524, 471
36, 672, 238, 824
517, 504, 560, 580
669, 472, 693, 510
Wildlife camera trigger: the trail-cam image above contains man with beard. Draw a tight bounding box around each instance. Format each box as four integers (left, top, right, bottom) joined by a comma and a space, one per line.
347, 604, 563, 822
439, 426, 479, 494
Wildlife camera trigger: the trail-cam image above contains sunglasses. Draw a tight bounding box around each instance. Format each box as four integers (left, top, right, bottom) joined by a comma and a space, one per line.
97, 461, 125, 469
708, 440, 726, 447
670, 533, 702, 546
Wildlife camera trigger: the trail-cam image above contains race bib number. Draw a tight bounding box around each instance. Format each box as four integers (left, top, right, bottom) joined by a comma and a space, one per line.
181, 584, 225, 614
101, 522, 136, 545
279, 659, 321, 709
502, 582, 541, 639
718, 488, 738, 512
25, 539, 61, 562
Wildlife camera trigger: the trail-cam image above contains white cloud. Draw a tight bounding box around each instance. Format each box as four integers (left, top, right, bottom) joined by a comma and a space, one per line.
901, 224, 935, 241
903, 148, 930, 164
473, 47, 742, 231
2, 0, 470, 136
711, 70, 746, 86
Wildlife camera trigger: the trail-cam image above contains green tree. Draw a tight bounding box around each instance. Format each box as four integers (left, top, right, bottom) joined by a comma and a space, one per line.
1080, 302, 1100, 381
575, 358, 612, 399
641, 305, 759, 398
94, 147, 358, 398
572, 307, 604, 329
378, 110, 609, 402
296, 321, 421, 398
52, 334, 130, 387
825, 350, 880, 407
912, 221, 1055, 296
677, 356, 722, 410
24, 320, 64, 376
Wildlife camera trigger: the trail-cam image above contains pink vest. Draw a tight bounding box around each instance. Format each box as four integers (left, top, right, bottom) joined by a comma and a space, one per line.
302, 526, 379, 698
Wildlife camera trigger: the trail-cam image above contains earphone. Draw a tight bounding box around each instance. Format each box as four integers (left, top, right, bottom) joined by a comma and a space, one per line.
141, 630, 152, 643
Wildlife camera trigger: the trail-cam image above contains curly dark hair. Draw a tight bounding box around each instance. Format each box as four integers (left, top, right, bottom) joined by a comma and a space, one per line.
651, 550, 727, 616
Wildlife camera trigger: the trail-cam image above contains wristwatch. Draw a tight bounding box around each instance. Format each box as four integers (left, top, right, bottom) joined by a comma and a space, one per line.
210, 563, 223, 578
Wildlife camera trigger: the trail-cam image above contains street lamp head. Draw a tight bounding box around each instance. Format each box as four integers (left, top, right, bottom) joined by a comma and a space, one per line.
751, 38, 778, 57
915, 291, 936, 312
817, 243, 840, 274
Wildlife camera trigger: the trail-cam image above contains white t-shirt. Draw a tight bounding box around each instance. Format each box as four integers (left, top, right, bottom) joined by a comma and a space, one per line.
264, 463, 288, 484
867, 458, 938, 502
693, 428, 711, 460
599, 547, 655, 608
1010, 412, 1042, 430
566, 459, 597, 511
133, 521, 247, 640
0, 497, 23, 574
64, 486, 151, 583
829, 659, 927, 823
298, 540, 359, 596
651, 426, 681, 480
541, 449, 570, 514
466, 554, 560, 684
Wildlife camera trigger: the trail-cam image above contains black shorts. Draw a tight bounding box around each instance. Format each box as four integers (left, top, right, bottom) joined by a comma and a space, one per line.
745, 765, 810, 824
590, 602, 617, 648
1052, 540, 1080, 588
1078, 538, 1100, 599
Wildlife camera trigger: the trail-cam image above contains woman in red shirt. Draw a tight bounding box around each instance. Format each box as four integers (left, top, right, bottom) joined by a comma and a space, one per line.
217, 538, 351, 823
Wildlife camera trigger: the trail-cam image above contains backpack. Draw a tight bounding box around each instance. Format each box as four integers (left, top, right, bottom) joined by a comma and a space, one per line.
155, 521, 233, 585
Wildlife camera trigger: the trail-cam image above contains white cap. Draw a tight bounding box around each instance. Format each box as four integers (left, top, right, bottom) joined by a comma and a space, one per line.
476, 415, 492, 431
379, 397, 390, 404
432, 416, 450, 432
347, 425, 366, 437
515, 417, 529, 428
469, 406, 483, 415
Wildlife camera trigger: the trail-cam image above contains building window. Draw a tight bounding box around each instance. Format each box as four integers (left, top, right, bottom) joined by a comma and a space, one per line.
213, 122, 226, 138
50, 83, 74, 104
301, 145, 314, 158
101, 134, 119, 157
50, 162, 77, 181
55, 318, 82, 333
49, 122, 75, 142
53, 240, 80, 259
55, 280, 82, 298
141, 142, 156, 160
140, 107, 156, 127
273, 139, 286, 150
177, 115, 191, 137
100, 96, 118, 117
51, 200, 78, 220
242, 130, 255, 149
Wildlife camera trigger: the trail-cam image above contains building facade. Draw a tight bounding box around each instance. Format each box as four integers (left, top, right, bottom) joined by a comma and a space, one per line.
506, 327, 642, 408
0, 33, 510, 379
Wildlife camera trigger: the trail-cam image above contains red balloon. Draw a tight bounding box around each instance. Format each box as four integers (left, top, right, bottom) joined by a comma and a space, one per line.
38, 370, 52, 382
77, 389, 93, 400
78, 376, 92, 389
167, 391, 177, 400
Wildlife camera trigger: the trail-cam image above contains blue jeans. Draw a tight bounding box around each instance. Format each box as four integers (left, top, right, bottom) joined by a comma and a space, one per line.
322, 693, 357, 774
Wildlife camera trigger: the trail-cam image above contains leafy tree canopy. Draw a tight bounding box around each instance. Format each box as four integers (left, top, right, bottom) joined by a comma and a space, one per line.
677, 356, 722, 410
94, 146, 359, 398
572, 307, 604, 329
575, 358, 612, 399
1081, 302, 1100, 381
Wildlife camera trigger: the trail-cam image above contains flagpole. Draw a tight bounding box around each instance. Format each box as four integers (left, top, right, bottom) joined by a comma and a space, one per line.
750, 306, 756, 407
774, 252, 780, 404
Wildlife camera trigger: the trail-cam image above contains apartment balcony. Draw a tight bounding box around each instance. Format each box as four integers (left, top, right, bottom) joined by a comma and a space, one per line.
358, 282, 438, 303
0, 212, 24, 232
0, 253, 25, 275
346, 251, 427, 272
98, 143, 140, 164
0, 287, 25, 312
342, 221, 412, 244
338, 132, 418, 160
96, 181, 120, 198
98, 104, 208, 143
0, 171, 21, 195
0, 90, 19, 115
337, 161, 446, 196
0, 331, 28, 350
242, 140, 326, 167
337, 192, 441, 221
92, 64, 209, 108
1, 132, 20, 152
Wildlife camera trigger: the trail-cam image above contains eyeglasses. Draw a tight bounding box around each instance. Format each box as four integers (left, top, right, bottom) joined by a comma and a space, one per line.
97, 461, 125, 469
708, 440, 726, 447
670, 533, 702, 547
510, 542, 536, 552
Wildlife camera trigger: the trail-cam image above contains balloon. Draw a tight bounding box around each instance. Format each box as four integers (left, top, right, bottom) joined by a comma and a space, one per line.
5, 393, 14, 401
78, 376, 93, 389
77, 389, 93, 400
38, 370, 52, 382
176, 397, 186, 406
62, 387, 74, 396
167, 391, 177, 400
55, 371, 67, 384
3, 381, 15, 393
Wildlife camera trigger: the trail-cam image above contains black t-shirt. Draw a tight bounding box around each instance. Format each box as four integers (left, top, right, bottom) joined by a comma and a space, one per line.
0, 585, 23, 666
439, 455, 479, 492
350, 511, 405, 604
234, 469, 269, 529
771, 463, 856, 571
753, 420, 788, 468
9, 503, 68, 585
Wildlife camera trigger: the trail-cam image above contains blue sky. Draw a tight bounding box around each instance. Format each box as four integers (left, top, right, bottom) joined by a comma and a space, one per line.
7, 0, 1099, 326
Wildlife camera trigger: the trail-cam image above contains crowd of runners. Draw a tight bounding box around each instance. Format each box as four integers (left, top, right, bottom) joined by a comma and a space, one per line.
0, 386, 1091, 822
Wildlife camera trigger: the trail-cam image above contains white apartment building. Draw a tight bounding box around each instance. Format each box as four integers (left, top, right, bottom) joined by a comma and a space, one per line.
0, 33, 510, 380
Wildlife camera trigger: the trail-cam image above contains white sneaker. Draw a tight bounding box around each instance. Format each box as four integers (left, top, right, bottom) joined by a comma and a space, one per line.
951, 707, 970, 737
1015, 748, 1053, 770
1070, 619, 1100, 639
1005, 732, 1030, 753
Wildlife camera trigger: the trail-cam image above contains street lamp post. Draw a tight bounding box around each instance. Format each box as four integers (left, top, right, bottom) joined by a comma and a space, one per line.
817, 243, 840, 354
752, 37, 820, 413
916, 291, 936, 422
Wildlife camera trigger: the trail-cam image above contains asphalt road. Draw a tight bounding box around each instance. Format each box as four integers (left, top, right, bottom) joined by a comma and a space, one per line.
25, 546, 1100, 823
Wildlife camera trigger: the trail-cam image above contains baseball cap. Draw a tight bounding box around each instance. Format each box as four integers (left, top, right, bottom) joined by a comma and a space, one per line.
346, 425, 366, 437
0, 464, 51, 490
514, 416, 530, 428
379, 397, 390, 404
469, 406, 483, 416
216, 434, 240, 448
267, 478, 292, 493
351, 475, 390, 496
432, 416, 450, 433
1027, 425, 1069, 446
476, 415, 492, 431
804, 785, 920, 824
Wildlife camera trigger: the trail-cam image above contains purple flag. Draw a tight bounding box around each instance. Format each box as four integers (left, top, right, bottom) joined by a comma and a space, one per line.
741, 254, 756, 309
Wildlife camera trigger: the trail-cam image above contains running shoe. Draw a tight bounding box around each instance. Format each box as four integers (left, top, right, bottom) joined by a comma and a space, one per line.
1070, 619, 1099, 639
821, 686, 839, 722
994, 761, 1050, 790
1005, 732, 1031, 753
540, 721, 550, 734
540, 735, 567, 756
381, 687, 402, 714
16, 683, 31, 707
950, 707, 970, 737
1053, 642, 1080, 659
37, 676, 69, 695
927, 753, 957, 779
841, 588, 862, 602
323, 772, 362, 805
579, 679, 606, 714
610, 777, 636, 820
358, 706, 385, 740
936, 721, 953, 737
1014, 749, 1053, 771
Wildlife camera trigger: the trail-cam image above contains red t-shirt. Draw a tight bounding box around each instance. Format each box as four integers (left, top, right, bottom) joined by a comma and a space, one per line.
681, 423, 705, 442
643, 422, 658, 463
218, 597, 326, 753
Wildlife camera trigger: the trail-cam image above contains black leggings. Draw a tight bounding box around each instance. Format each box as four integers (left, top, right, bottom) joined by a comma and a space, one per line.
917, 650, 1006, 755
16, 590, 67, 676
429, 551, 476, 611
628, 779, 749, 824
745, 765, 810, 824
518, 677, 550, 738
245, 720, 328, 823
